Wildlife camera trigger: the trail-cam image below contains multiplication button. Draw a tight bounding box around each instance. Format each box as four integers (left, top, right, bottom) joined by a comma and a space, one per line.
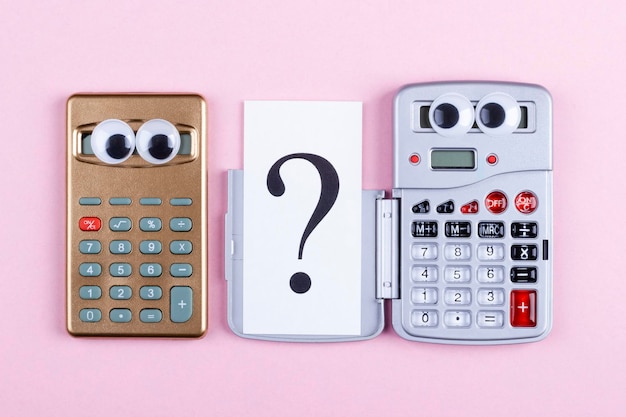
170, 240, 192, 255
511, 244, 538, 260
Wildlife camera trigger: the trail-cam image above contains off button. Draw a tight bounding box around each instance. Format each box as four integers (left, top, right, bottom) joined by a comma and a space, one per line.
485, 191, 508, 214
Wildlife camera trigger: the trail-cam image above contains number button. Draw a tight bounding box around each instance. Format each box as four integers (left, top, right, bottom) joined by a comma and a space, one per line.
79, 286, 102, 300
444, 244, 471, 260
110, 263, 132, 277
140, 263, 163, 277
79, 263, 102, 277
444, 311, 471, 327
110, 286, 132, 300
411, 265, 438, 282
411, 243, 438, 260
411, 310, 438, 327
170, 218, 193, 232
477, 244, 505, 261
140, 240, 163, 254
444, 288, 471, 305
411, 287, 438, 304
110, 309, 132, 323
79, 240, 102, 254
477, 266, 505, 283
109, 217, 132, 231
444, 266, 471, 283
140, 286, 163, 300
140, 217, 162, 232
79, 308, 102, 322
170, 240, 193, 255
477, 288, 505, 306
110, 240, 132, 254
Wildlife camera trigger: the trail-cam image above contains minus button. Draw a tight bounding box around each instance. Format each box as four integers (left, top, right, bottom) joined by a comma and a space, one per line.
171, 263, 193, 277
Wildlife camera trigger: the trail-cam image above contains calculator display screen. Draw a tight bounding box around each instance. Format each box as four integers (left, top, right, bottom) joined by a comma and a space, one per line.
430, 149, 475, 170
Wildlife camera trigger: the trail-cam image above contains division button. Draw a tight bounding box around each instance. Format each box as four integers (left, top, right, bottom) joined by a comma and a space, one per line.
514, 191, 538, 214
478, 222, 505, 238
79, 217, 101, 231
411, 221, 438, 237
511, 222, 538, 238
510, 267, 538, 283
444, 221, 471, 237
437, 200, 455, 214
511, 244, 538, 260
460, 200, 479, 214
170, 218, 193, 232
412, 200, 430, 214
485, 191, 508, 214
170, 286, 193, 323
510, 290, 537, 327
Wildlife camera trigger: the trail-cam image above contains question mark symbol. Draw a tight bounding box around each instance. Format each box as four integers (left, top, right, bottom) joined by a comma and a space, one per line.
267, 153, 340, 294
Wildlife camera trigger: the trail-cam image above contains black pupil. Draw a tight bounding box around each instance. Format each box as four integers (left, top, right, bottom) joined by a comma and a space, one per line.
433, 103, 459, 129
106, 134, 131, 159
148, 134, 174, 160
480, 103, 506, 128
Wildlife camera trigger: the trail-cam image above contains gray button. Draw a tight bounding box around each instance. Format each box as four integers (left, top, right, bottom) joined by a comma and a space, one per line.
110, 309, 132, 323
140, 309, 162, 323
140, 286, 163, 300
170, 198, 192, 206
140, 198, 162, 206
109, 197, 132, 205
79, 286, 102, 300
170, 263, 192, 277
109, 217, 132, 231
110, 263, 132, 277
170, 217, 192, 232
140, 240, 162, 254
140, 263, 162, 277
170, 240, 192, 254
110, 285, 132, 300
140, 217, 162, 232
79, 263, 102, 277
170, 286, 193, 323
79, 197, 101, 205
79, 240, 102, 254
79, 308, 102, 322
110, 240, 132, 254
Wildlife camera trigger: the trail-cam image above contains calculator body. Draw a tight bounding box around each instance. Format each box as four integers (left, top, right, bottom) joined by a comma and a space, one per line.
390, 82, 552, 344
66, 94, 207, 337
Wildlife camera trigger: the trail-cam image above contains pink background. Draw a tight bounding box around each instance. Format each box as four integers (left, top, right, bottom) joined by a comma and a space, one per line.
1, 0, 624, 415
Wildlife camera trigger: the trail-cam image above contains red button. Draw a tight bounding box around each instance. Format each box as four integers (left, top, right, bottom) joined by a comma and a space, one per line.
514, 191, 538, 214
485, 191, 508, 214
510, 290, 537, 327
486, 154, 498, 165
79, 217, 101, 231
409, 153, 420, 165
460, 200, 479, 214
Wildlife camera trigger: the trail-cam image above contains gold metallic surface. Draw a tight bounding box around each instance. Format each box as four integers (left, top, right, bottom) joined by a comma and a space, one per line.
66, 94, 207, 337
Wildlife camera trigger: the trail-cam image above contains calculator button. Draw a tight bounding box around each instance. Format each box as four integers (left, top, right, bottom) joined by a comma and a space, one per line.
477, 288, 505, 305
170, 198, 192, 206
411, 243, 438, 260
140, 263, 163, 277
110, 286, 132, 300
477, 266, 504, 283
510, 267, 538, 283
444, 244, 471, 260
444, 221, 471, 237
109, 217, 132, 231
477, 244, 505, 261
477, 311, 504, 328
511, 244, 538, 260
444, 311, 471, 327
79, 263, 102, 277
170, 218, 193, 232
510, 290, 537, 327
79, 197, 101, 205
140, 217, 163, 231
444, 288, 471, 305
140, 309, 163, 323
436, 200, 454, 214
444, 266, 471, 283
411, 265, 438, 282
478, 222, 505, 238
79, 308, 102, 322
170, 286, 193, 323
460, 200, 479, 214
110, 309, 132, 323
110, 263, 132, 277
109, 240, 132, 254
79, 240, 102, 254
140, 198, 162, 206
109, 197, 132, 205
170, 240, 193, 255
511, 222, 538, 238
411, 310, 438, 327
170, 263, 193, 277
140, 286, 163, 300
140, 240, 163, 254
411, 221, 438, 237
412, 200, 430, 214
514, 191, 538, 214
485, 191, 507, 214
411, 287, 438, 304
79, 286, 102, 300
79, 217, 101, 231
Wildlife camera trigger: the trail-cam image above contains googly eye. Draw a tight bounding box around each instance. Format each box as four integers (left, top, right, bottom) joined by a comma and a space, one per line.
428, 93, 475, 137
136, 119, 181, 164
91, 119, 136, 164
475, 92, 521, 136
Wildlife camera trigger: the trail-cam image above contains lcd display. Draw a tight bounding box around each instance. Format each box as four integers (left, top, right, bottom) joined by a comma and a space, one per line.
431, 149, 475, 170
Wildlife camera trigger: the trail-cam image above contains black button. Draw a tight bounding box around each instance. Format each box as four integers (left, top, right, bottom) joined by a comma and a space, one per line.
412, 221, 438, 237
511, 222, 538, 238
437, 200, 454, 214
511, 244, 538, 260
511, 267, 537, 283
412, 200, 430, 214
445, 221, 471, 237
478, 222, 505, 238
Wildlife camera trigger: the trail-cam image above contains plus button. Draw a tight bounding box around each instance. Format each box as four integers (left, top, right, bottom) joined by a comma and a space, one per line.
510, 290, 537, 327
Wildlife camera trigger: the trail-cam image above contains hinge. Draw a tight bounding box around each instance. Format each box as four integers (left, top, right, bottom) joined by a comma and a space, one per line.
376, 198, 399, 299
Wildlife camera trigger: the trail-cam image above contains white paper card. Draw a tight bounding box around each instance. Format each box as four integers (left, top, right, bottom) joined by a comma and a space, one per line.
243, 101, 362, 335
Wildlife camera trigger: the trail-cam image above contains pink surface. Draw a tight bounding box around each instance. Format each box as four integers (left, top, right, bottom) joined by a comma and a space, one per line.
1, 0, 624, 415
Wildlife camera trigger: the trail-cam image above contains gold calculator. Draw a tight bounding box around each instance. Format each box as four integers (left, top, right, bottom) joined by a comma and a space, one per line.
66, 94, 207, 337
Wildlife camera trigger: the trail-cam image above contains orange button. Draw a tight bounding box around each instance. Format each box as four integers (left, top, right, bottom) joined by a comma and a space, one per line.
79, 217, 101, 231
485, 191, 508, 214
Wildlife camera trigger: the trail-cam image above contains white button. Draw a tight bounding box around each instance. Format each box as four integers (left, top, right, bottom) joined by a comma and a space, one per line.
444, 266, 471, 283
477, 244, 505, 261
444, 288, 472, 305
444, 311, 472, 327
411, 287, 438, 304
411, 265, 438, 282
476, 266, 505, 283
411, 310, 439, 327
477, 311, 504, 328
477, 288, 505, 305
411, 243, 438, 260
444, 244, 471, 260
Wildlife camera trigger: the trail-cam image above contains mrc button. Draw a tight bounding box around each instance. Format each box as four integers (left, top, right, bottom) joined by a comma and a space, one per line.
478, 222, 505, 238
485, 191, 507, 214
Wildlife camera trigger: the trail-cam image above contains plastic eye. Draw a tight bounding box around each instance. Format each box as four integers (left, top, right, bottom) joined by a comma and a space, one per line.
428, 93, 475, 137
136, 119, 181, 164
91, 119, 136, 164
475, 92, 521, 136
